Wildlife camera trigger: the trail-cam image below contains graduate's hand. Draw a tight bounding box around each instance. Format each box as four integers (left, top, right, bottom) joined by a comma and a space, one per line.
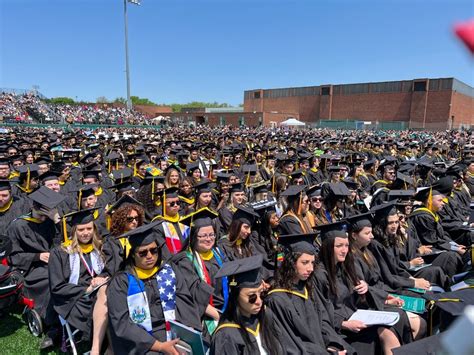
327, 347, 346, 354
409, 257, 424, 267
91, 276, 109, 288
414, 278, 430, 290
154, 339, 180, 355
456, 245, 467, 255
39, 252, 50, 264
385, 295, 404, 307
353, 280, 368, 295
342, 320, 367, 333
418, 245, 432, 255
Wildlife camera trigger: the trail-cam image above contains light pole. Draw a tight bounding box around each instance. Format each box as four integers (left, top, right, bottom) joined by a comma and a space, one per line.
123, 0, 141, 111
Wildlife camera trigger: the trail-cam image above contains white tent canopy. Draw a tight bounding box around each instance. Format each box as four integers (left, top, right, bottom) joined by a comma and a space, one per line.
280, 117, 305, 126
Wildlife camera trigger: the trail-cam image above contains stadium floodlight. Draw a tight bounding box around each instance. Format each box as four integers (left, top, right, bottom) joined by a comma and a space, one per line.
123, 0, 142, 111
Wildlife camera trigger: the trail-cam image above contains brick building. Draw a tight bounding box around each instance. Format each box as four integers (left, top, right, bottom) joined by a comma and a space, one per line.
244, 78, 474, 130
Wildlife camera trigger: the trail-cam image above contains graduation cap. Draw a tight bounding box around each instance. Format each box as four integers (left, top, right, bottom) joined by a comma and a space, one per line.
186, 161, 200, 175
180, 207, 218, 229
229, 182, 245, 193
345, 212, 373, 231
120, 221, 161, 249
342, 179, 359, 191
388, 190, 414, 202
111, 167, 133, 183
306, 184, 322, 198
0, 157, 10, 166
251, 181, 269, 195
82, 169, 101, 180
39, 170, 61, 183
17, 164, 39, 179
0, 180, 11, 191
106, 194, 143, 215
29, 186, 65, 209
216, 172, 231, 183
378, 156, 397, 170
370, 201, 398, 220
154, 186, 179, 198
280, 184, 306, 202
194, 179, 212, 194
316, 221, 347, 240
108, 180, 136, 194
215, 254, 263, 288
289, 169, 305, 180
232, 204, 260, 225
64, 207, 99, 226
328, 182, 351, 197
278, 233, 317, 255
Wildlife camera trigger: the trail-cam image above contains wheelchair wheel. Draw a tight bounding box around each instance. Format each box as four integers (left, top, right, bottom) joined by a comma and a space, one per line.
26, 309, 43, 337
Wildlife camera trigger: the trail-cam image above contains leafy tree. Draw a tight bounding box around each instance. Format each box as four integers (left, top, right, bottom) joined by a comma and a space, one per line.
44, 97, 76, 105
96, 96, 109, 103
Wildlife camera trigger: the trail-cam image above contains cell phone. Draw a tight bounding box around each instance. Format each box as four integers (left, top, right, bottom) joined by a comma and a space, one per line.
176, 341, 193, 355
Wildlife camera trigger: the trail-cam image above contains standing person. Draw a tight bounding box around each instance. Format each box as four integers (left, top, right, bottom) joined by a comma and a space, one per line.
210, 255, 283, 355
107, 222, 212, 354
8, 187, 65, 349
266, 233, 351, 354
49, 208, 109, 355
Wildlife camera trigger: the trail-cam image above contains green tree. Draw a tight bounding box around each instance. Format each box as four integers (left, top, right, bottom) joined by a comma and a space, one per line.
96, 96, 109, 103
45, 97, 76, 105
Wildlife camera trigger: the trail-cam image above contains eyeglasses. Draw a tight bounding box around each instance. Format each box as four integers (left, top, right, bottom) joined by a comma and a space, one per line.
126, 216, 139, 223
311, 197, 322, 202
136, 247, 159, 258
248, 291, 266, 304
167, 201, 181, 207
197, 233, 216, 239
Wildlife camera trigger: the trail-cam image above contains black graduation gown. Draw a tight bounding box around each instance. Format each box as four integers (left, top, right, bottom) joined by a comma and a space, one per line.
266, 282, 350, 354
153, 219, 189, 261
217, 206, 234, 235
408, 209, 463, 277
210, 313, 282, 355
0, 196, 30, 231
49, 247, 104, 340
107, 263, 213, 355
8, 217, 61, 320
171, 250, 226, 342
313, 267, 379, 355
217, 233, 273, 281
102, 235, 126, 278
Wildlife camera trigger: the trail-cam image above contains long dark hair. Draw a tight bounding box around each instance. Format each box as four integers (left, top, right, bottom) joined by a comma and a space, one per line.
348, 224, 376, 268
319, 236, 360, 297
221, 286, 282, 354
228, 220, 253, 257
273, 251, 316, 301
372, 213, 404, 248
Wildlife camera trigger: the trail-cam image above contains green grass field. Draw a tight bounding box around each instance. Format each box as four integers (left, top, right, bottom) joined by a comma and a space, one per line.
0, 305, 88, 355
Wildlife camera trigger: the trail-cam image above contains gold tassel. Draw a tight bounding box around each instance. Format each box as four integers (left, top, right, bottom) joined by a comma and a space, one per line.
427, 187, 433, 212
26, 167, 31, 192
62, 216, 69, 245
272, 175, 276, 194
297, 192, 303, 215
78, 189, 82, 210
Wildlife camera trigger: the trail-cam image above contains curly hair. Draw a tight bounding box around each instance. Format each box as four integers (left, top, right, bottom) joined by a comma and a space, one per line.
273, 251, 316, 301
110, 203, 145, 237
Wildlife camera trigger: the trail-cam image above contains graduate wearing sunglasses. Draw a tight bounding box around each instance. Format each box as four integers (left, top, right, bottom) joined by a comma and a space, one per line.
211, 255, 283, 355
152, 187, 191, 260
107, 222, 213, 355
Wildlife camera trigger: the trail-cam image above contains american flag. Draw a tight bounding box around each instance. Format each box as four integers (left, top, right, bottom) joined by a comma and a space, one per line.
157, 263, 177, 340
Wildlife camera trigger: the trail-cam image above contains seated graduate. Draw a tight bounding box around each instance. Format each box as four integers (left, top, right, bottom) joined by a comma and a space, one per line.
171, 208, 228, 340
314, 221, 407, 355
151, 187, 191, 259
8, 186, 65, 349
107, 222, 213, 355
266, 233, 352, 355
218, 204, 272, 280
369, 203, 449, 291
278, 185, 314, 236
407, 181, 466, 277
178, 176, 195, 215
0, 179, 30, 230
75, 184, 108, 237
210, 255, 283, 355
347, 212, 427, 341
218, 182, 247, 235
49, 208, 109, 355
102, 195, 145, 277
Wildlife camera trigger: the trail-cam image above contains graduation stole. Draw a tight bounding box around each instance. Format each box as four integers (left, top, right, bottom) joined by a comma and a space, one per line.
214, 322, 264, 352
185, 248, 229, 334
284, 211, 310, 234
94, 186, 103, 196
21, 215, 43, 223
68, 248, 104, 285
16, 184, 33, 194
126, 263, 177, 340
0, 198, 13, 213
268, 287, 309, 299
179, 195, 195, 205
411, 207, 440, 223
119, 237, 132, 259
162, 221, 190, 254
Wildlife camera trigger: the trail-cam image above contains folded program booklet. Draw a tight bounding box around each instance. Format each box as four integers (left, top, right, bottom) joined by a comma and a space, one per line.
349, 310, 400, 326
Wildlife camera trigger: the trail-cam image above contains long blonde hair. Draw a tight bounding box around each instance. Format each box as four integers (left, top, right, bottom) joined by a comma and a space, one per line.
62, 223, 104, 258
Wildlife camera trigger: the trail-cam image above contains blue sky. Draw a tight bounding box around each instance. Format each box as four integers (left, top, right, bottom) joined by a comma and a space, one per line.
1, 0, 473, 106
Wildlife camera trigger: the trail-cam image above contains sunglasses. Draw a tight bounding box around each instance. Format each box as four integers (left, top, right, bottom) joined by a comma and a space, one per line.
311, 197, 322, 202
136, 247, 159, 258
167, 201, 181, 207
126, 216, 139, 223
248, 291, 267, 304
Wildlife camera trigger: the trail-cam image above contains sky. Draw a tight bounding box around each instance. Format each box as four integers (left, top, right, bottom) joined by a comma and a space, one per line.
1, 0, 473, 106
